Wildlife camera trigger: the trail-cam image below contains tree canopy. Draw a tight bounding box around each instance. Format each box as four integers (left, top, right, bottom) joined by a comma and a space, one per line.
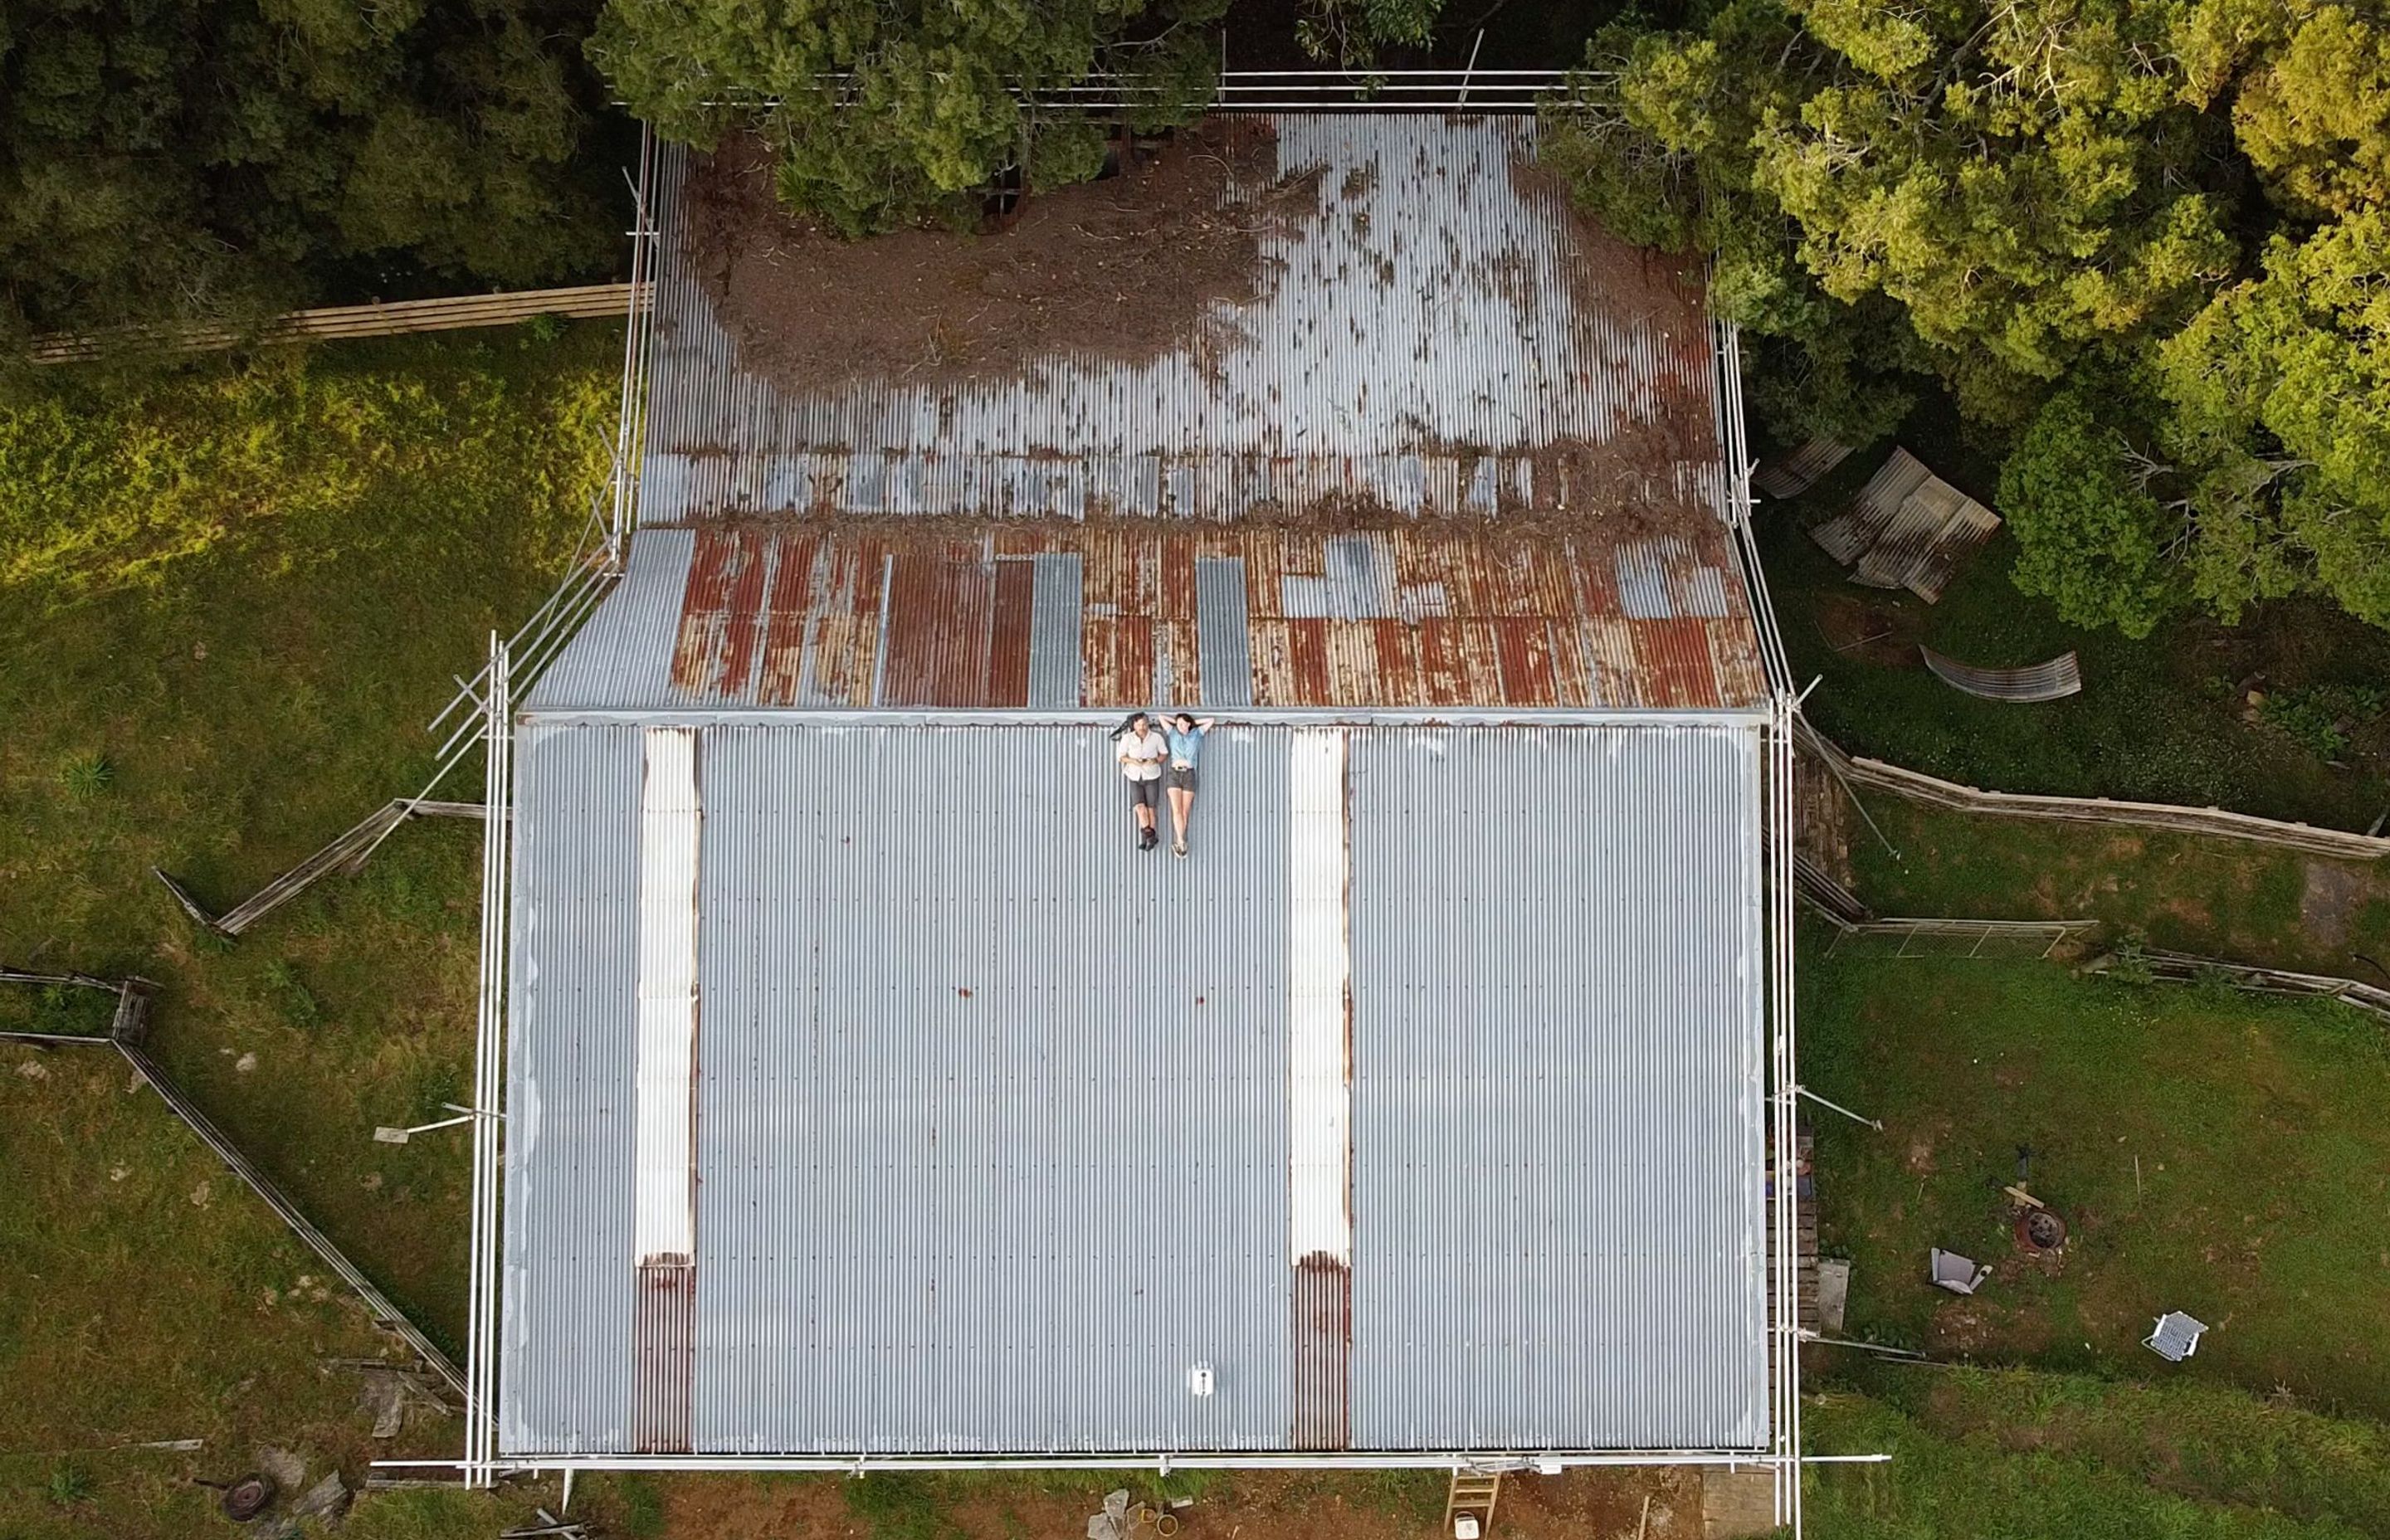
1543, 0, 2390, 633
0, 0, 614, 344
588, 0, 1228, 237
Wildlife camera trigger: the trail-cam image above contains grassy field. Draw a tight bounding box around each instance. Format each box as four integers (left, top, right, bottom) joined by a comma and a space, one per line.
0, 326, 615, 1533
1762, 441, 2390, 831
0, 1045, 470, 1538
1842, 802, 2390, 979
1801, 943, 2390, 1421
1807, 1365, 2390, 1538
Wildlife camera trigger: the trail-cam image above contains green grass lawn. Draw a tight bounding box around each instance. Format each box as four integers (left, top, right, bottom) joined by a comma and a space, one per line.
1807, 1365, 2390, 1538
1842, 801, 2390, 980
0, 1045, 462, 1538
1763, 442, 2390, 831
0, 325, 614, 1534
1801, 942, 2390, 1421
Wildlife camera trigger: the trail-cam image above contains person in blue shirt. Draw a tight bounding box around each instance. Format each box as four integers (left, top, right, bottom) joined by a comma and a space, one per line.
1161, 712, 1216, 858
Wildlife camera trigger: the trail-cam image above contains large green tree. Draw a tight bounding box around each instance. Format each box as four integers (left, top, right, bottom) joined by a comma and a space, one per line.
0, 0, 614, 347
2158, 208, 2390, 626
1547, 0, 2390, 632
1544, 0, 2238, 431
588, 0, 1226, 237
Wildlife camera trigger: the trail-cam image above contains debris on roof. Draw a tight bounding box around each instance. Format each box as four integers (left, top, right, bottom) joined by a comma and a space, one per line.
638, 115, 1732, 526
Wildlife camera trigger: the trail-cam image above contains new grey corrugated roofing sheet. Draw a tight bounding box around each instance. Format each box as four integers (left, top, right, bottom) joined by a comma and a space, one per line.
498, 718, 1768, 1457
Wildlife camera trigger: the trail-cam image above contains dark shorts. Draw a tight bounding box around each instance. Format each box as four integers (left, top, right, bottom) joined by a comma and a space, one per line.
1125, 775, 1161, 809
1166, 764, 1198, 792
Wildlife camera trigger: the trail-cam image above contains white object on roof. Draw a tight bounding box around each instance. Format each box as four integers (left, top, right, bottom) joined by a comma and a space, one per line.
1929, 1249, 1991, 1295
2144, 1312, 2209, 1362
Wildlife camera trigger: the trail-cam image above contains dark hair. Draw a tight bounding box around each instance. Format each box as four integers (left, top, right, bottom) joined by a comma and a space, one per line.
1110, 711, 1149, 740
1173, 713, 1197, 730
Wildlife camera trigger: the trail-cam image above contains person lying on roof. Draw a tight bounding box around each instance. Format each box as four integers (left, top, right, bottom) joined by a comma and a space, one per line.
1161, 712, 1217, 859
1112, 712, 1168, 851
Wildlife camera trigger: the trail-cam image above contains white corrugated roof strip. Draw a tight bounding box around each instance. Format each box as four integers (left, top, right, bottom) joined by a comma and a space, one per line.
1288, 729, 1353, 1268
635, 728, 700, 1264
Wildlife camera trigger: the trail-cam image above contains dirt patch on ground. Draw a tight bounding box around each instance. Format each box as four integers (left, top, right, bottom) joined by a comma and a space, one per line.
1808, 592, 1923, 670
684, 119, 1321, 393
653, 1467, 1701, 1540
2299, 860, 2370, 948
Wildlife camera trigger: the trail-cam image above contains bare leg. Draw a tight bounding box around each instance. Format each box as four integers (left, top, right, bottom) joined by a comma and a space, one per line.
1168, 787, 1193, 845
1135, 803, 1155, 833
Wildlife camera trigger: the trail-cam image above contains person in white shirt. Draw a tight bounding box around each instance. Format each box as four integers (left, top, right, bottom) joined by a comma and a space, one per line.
1113, 713, 1168, 850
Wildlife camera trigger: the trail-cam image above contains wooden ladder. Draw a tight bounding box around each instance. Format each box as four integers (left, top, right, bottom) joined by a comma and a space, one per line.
1443, 1469, 1503, 1538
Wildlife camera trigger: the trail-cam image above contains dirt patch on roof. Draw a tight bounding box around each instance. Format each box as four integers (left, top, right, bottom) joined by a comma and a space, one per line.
1506, 156, 1712, 347
682, 119, 1323, 394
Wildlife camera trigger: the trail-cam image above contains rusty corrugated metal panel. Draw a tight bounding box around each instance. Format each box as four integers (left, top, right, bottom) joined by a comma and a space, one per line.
632, 1261, 694, 1454
1247, 620, 1295, 706
1413, 618, 1471, 707
1152, 618, 1202, 708
1367, 620, 1419, 704
1081, 616, 1154, 707
754, 532, 821, 707
986, 559, 1036, 708
879, 546, 995, 708
1285, 619, 1332, 704
1546, 617, 1592, 706
808, 614, 877, 707
715, 533, 773, 699
1291, 1255, 1352, 1450
1493, 619, 1559, 706
555, 522, 1769, 712
1708, 621, 1770, 709
673, 528, 773, 699
1631, 616, 1722, 708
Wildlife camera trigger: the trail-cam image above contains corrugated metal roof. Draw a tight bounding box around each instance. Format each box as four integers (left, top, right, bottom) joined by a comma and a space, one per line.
498, 718, 1768, 1457
638, 115, 1729, 524
529, 524, 1768, 713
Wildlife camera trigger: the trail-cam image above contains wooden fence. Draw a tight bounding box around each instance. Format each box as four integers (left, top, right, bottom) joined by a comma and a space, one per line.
1796, 718, 2390, 860
33, 282, 650, 364
2081, 947, 2390, 1022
